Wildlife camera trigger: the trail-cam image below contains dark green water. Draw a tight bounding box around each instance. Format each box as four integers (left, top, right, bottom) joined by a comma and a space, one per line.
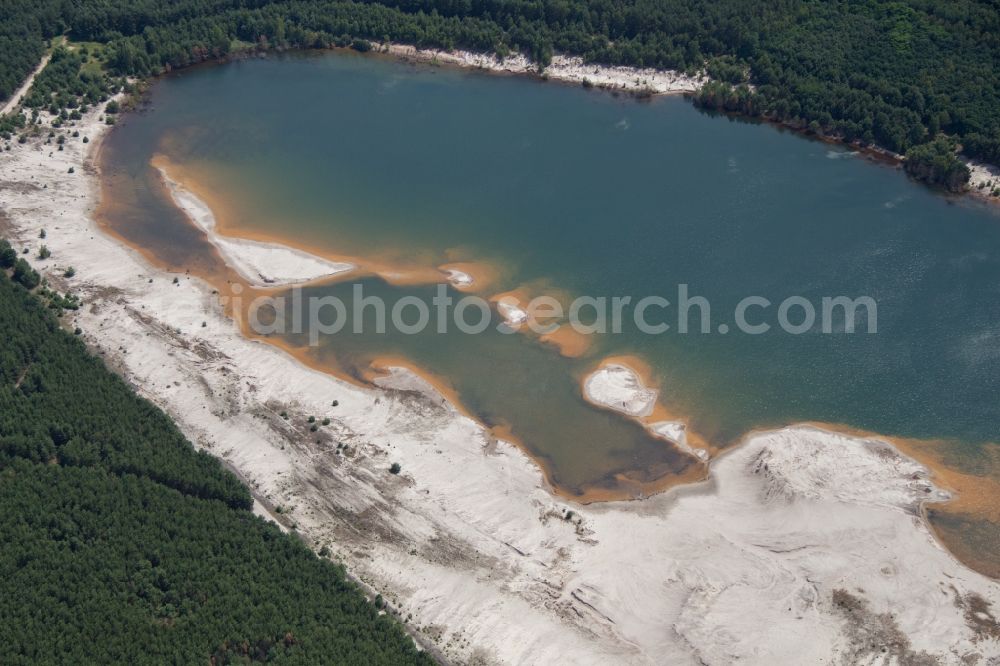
101, 51, 1000, 495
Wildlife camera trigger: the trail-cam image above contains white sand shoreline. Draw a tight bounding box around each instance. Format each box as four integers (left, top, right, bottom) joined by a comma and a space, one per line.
3, 98, 1000, 664
382, 44, 707, 96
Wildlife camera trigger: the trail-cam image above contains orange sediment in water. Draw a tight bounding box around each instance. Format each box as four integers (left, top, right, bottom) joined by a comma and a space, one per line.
489, 282, 597, 358
151, 153, 505, 293
122, 155, 704, 501
539, 326, 593, 358
360, 355, 707, 503
582, 355, 718, 460
437, 261, 503, 293
100, 147, 1000, 578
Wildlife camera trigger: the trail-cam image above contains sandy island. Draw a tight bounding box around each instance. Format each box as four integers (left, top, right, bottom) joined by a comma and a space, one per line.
583, 362, 659, 417
439, 266, 473, 289
2, 78, 1000, 663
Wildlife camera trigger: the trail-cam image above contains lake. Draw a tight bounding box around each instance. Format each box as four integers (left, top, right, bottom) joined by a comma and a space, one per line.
99, 51, 1000, 521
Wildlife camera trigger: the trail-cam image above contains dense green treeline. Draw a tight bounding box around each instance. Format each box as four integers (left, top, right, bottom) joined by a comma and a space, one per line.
0, 2, 64, 101
2, 0, 999, 177
903, 136, 972, 191
21, 47, 115, 113
0, 256, 432, 664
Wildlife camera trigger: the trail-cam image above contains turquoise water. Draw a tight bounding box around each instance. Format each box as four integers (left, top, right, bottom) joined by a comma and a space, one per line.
101, 51, 1000, 495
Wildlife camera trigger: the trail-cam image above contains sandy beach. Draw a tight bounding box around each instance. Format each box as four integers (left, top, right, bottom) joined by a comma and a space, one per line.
3, 85, 1000, 665
383, 44, 707, 96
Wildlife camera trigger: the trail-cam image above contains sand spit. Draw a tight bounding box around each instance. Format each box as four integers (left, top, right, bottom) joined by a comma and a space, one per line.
153, 161, 354, 286
495, 300, 529, 327
384, 44, 706, 96
151, 155, 505, 293
648, 420, 709, 463
4, 102, 1000, 664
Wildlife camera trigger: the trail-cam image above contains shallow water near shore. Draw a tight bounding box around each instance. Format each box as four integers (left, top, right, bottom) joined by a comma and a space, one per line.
100, 52, 1000, 538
